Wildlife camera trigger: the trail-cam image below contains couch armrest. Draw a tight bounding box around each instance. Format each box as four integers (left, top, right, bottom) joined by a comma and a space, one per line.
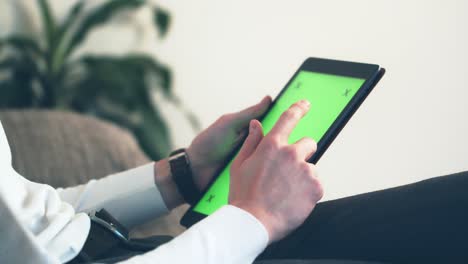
0, 110, 149, 187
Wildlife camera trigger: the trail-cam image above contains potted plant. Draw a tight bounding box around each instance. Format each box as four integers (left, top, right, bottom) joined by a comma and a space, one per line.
0, 0, 198, 159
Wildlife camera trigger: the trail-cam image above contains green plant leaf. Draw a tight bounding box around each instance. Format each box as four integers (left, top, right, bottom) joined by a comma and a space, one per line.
0, 57, 16, 69
75, 54, 172, 95
50, 1, 85, 75
37, 0, 57, 51
167, 95, 201, 132
121, 54, 172, 95
57, 1, 85, 39
153, 64, 172, 94
0, 36, 43, 57
133, 108, 172, 159
1, 53, 55, 108
65, 0, 146, 58
0, 0, 182, 160
67, 55, 154, 113
153, 7, 171, 38
76, 55, 150, 107
0, 79, 35, 108
0, 55, 43, 108
66, 75, 173, 159
66, 54, 176, 159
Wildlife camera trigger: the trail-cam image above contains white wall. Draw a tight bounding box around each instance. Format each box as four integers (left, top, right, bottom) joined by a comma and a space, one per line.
3, 0, 468, 201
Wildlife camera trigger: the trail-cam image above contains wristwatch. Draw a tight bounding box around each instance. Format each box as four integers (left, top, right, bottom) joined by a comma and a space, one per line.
168, 148, 201, 205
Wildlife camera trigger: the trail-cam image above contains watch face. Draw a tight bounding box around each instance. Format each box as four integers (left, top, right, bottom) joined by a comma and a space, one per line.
170, 152, 186, 162
169, 150, 200, 205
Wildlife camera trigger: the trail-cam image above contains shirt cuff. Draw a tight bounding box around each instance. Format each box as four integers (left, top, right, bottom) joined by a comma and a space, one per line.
102, 162, 169, 228
200, 205, 269, 262
120, 205, 269, 264
180, 205, 268, 263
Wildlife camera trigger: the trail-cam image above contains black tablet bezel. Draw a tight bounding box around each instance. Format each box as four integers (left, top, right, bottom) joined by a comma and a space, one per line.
180, 57, 385, 227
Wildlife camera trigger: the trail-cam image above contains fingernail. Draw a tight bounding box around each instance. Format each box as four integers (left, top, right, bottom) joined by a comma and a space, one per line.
261, 96, 271, 104
249, 120, 256, 133
299, 100, 310, 108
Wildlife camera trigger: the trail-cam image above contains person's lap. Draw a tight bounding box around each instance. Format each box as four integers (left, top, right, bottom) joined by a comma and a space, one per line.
88, 171, 468, 263
259, 170, 468, 263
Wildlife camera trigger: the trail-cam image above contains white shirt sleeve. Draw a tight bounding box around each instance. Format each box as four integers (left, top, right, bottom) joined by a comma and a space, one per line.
0, 121, 90, 263
120, 205, 269, 264
0, 194, 60, 264
57, 163, 169, 229
1, 121, 270, 264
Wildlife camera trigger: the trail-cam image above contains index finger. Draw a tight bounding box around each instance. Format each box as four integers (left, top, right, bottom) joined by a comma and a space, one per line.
269, 100, 310, 141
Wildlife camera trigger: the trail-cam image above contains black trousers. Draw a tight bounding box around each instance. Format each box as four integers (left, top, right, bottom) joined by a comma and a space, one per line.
260, 170, 468, 263
79, 171, 468, 264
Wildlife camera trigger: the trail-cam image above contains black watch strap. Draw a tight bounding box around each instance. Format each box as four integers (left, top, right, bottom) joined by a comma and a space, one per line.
169, 149, 201, 205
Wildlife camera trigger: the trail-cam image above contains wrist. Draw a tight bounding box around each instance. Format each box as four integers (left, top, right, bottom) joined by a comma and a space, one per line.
185, 146, 206, 191
154, 159, 185, 210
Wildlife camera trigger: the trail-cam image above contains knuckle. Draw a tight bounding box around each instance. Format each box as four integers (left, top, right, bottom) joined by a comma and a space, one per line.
229, 162, 238, 174
281, 147, 298, 161
300, 137, 317, 152
299, 163, 312, 175
292, 103, 307, 113
308, 164, 318, 176
263, 136, 281, 151
315, 180, 324, 200
282, 110, 294, 119
308, 138, 318, 151
310, 175, 324, 200
283, 108, 301, 120
262, 144, 275, 155
218, 114, 233, 123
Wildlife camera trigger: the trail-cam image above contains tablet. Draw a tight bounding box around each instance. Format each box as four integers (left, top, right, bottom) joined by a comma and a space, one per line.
181, 57, 385, 227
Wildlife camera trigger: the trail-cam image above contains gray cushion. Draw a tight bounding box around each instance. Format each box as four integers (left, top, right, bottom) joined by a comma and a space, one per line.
0, 110, 149, 187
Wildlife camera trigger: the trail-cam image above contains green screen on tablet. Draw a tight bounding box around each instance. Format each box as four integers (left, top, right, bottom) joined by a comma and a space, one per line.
193, 70, 366, 215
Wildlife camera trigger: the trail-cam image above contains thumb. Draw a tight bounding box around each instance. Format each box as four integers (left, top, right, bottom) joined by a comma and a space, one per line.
232, 119, 264, 168
232, 96, 272, 127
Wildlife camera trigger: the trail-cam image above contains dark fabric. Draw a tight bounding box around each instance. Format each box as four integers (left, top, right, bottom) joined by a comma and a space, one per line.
70, 221, 172, 264
255, 261, 382, 264
259, 171, 468, 264
73, 231, 380, 264
72, 221, 377, 264
94, 257, 379, 264
77, 171, 468, 264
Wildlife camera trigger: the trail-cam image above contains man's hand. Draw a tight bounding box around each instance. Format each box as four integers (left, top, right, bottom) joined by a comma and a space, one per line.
186, 96, 272, 191
229, 100, 324, 242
